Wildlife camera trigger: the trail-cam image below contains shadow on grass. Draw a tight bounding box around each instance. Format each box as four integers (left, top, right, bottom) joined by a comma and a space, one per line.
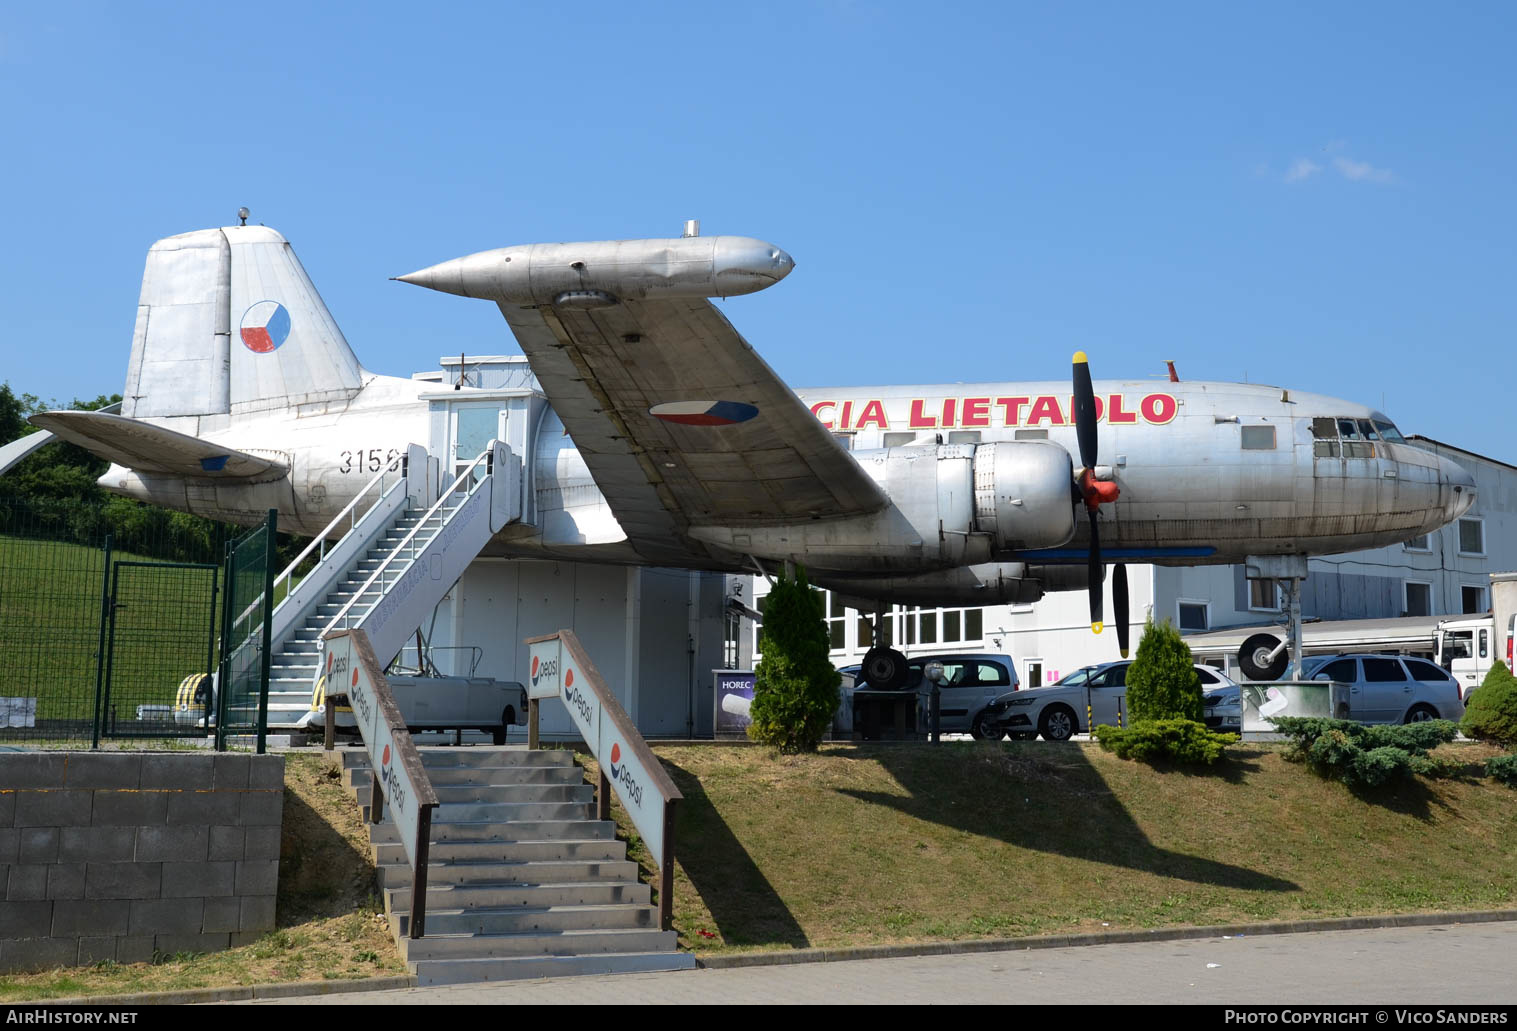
278, 786, 378, 927
838, 742, 1299, 893
663, 760, 809, 950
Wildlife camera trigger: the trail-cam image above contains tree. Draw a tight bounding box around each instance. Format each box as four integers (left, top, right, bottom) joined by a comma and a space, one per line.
748, 567, 840, 753
1124, 618, 1202, 723
1462, 661, 1517, 747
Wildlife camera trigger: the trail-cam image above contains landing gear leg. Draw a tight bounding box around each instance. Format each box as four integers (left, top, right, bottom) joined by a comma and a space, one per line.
862, 604, 909, 691
1238, 555, 1309, 681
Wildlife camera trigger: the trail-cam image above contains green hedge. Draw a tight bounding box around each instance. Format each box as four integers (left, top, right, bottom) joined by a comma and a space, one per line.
1269, 717, 1459, 788
1092, 719, 1238, 765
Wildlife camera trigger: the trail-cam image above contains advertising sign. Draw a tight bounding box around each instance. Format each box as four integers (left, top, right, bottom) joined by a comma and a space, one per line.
597, 722, 666, 868
528, 637, 563, 700
714, 669, 756, 736
324, 633, 429, 870
557, 649, 600, 747
1241, 681, 1347, 732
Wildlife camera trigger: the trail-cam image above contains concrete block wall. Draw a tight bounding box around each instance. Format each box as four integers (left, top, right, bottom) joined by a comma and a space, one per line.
0, 752, 284, 973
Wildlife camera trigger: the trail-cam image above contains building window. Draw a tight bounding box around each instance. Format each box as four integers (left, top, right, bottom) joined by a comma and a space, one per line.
1248, 578, 1279, 611
1178, 601, 1209, 631
826, 591, 846, 651
1458, 519, 1484, 555
1404, 581, 1432, 618
723, 609, 741, 668
1403, 534, 1431, 552
1241, 425, 1276, 450
1463, 585, 1487, 614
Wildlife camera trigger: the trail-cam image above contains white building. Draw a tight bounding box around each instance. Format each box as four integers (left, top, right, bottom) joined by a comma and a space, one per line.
752, 437, 1516, 688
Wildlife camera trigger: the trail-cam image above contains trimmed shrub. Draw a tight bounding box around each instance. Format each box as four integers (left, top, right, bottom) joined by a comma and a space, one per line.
1269, 716, 1460, 788
1461, 661, 1517, 747
1092, 719, 1238, 765
1487, 753, 1517, 788
1124, 619, 1202, 723
748, 567, 840, 754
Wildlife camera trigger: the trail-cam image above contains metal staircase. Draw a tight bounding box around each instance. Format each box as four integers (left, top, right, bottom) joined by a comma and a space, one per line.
261, 442, 517, 729
343, 746, 692, 984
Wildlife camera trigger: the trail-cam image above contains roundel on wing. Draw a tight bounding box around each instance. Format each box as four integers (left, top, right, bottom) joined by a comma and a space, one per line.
240, 300, 291, 353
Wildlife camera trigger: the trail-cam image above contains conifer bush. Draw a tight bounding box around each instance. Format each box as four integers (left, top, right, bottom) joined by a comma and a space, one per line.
1269, 716, 1460, 787
1124, 619, 1203, 723
748, 567, 840, 754
1461, 661, 1517, 747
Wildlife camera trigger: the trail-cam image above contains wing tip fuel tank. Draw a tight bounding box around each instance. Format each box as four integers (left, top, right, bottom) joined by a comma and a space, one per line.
396, 235, 794, 304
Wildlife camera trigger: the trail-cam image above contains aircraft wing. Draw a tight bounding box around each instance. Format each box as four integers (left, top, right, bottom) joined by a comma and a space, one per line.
28, 410, 288, 481
497, 295, 890, 557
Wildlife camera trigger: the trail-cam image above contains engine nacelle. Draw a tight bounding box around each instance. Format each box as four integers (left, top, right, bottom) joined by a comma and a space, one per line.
971, 441, 1078, 552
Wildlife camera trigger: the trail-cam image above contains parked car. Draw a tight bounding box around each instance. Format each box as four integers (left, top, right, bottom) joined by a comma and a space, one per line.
984, 661, 1239, 741
1299, 653, 1464, 724
852, 653, 1020, 739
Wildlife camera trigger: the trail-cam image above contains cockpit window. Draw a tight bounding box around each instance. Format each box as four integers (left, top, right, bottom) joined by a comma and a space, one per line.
1357, 419, 1379, 440
1338, 419, 1364, 440
1373, 420, 1406, 443
1312, 418, 1337, 439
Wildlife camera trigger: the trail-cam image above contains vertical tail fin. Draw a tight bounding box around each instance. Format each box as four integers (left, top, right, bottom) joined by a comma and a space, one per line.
123, 225, 367, 421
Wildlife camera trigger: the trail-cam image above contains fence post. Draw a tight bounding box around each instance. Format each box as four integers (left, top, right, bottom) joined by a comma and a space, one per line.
215, 540, 234, 752
255, 509, 277, 755
91, 533, 113, 751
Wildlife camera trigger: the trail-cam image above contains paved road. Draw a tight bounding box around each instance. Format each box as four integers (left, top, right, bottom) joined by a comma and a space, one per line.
245, 921, 1516, 1006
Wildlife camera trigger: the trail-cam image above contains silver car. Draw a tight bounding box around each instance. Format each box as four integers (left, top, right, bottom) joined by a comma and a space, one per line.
985, 661, 1239, 741
1300, 653, 1464, 724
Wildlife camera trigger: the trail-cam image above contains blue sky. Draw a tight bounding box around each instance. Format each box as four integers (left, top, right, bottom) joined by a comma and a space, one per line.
3, 2, 1514, 459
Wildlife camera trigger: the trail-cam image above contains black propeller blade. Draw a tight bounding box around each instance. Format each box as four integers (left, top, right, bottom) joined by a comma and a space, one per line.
1113, 562, 1130, 657
1074, 351, 1104, 635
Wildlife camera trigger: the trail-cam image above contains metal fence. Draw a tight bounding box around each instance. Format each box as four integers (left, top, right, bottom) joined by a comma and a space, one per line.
216, 512, 277, 754
0, 495, 231, 748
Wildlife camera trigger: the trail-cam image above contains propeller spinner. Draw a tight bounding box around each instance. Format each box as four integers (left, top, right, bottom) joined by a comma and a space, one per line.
1072, 352, 1129, 657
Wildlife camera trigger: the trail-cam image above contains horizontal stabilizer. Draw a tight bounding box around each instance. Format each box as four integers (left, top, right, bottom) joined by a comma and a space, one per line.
28, 410, 288, 481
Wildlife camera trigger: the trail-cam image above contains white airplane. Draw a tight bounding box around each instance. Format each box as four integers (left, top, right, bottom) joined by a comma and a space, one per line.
16, 220, 1476, 684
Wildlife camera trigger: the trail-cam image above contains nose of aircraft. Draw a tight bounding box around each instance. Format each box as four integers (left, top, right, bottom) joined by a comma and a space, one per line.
1439, 454, 1477, 522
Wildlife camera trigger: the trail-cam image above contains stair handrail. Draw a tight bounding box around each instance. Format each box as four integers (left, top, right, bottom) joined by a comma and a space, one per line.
318, 443, 495, 647
524, 628, 683, 931
320, 627, 439, 939
273, 451, 408, 603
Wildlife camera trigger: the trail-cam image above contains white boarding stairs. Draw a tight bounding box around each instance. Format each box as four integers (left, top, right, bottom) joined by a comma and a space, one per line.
343, 746, 690, 983
262, 442, 520, 729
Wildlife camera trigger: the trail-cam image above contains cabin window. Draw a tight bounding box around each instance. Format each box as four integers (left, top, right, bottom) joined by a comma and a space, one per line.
1014, 429, 1048, 441
883, 432, 916, 448
1403, 581, 1432, 618
1363, 658, 1408, 682
1458, 518, 1484, 555
947, 431, 981, 444
1241, 425, 1276, 450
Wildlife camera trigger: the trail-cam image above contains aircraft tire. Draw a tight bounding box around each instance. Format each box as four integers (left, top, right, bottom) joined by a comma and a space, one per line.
1239, 633, 1290, 681
862, 647, 910, 690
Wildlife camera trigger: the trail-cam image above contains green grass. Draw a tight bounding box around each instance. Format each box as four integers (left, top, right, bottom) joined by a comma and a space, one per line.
593, 741, 1517, 953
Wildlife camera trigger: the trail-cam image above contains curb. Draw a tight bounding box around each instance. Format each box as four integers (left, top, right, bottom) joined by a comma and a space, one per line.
45, 974, 418, 1007
694, 909, 1517, 969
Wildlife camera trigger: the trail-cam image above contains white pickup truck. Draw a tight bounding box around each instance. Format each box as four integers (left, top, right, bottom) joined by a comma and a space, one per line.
1435, 571, 1517, 701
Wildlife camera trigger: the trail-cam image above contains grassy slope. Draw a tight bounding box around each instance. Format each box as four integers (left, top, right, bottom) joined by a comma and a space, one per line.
601, 741, 1517, 952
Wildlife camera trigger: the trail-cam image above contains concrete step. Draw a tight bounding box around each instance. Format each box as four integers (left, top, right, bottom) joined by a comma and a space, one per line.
387, 879, 650, 912
347, 764, 584, 790
364, 800, 595, 825
393, 902, 660, 938
409, 949, 694, 986
350, 779, 592, 805
345, 747, 576, 769
373, 838, 627, 866
378, 858, 639, 888
369, 819, 616, 845
399, 926, 678, 963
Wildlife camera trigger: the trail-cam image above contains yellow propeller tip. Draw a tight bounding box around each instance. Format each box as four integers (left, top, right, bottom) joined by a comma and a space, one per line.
1092, 622, 1103, 634
1119, 649, 1129, 659
1073, 351, 1089, 365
